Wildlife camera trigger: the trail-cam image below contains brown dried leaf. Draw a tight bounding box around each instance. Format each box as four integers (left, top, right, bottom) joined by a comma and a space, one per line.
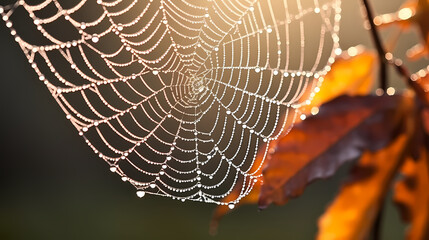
258, 94, 412, 209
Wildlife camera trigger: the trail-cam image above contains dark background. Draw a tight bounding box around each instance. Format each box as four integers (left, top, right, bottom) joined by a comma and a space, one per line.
0, 0, 426, 239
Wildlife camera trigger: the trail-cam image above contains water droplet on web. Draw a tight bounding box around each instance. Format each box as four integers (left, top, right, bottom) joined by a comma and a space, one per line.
136, 191, 145, 198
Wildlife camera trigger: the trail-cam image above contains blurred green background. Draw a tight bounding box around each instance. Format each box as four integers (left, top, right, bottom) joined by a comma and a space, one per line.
0, 0, 427, 239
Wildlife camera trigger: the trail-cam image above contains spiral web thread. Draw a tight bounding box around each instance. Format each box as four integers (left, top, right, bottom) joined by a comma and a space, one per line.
0, 0, 341, 206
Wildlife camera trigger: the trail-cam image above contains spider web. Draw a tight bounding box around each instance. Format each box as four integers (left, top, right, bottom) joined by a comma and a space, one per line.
0, 0, 341, 206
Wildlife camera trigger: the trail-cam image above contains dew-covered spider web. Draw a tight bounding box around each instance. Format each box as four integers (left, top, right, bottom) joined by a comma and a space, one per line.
0, 0, 341, 206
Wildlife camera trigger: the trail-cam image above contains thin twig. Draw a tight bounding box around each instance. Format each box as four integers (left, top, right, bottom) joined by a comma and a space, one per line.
359, 1, 387, 239
371, 207, 383, 240
361, 0, 388, 92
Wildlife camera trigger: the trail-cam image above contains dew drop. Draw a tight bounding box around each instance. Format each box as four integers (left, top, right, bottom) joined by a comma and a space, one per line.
136, 191, 145, 198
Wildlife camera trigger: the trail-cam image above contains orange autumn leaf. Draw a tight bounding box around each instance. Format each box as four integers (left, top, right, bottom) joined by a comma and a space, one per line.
375, 0, 429, 60
300, 48, 376, 116
310, 49, 375, 105
317, 134, 411, 240
258, 94, 412, 209
394, 148, 429, 240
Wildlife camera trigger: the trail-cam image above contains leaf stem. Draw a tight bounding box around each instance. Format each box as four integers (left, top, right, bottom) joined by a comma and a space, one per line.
361, 0, 388, 92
